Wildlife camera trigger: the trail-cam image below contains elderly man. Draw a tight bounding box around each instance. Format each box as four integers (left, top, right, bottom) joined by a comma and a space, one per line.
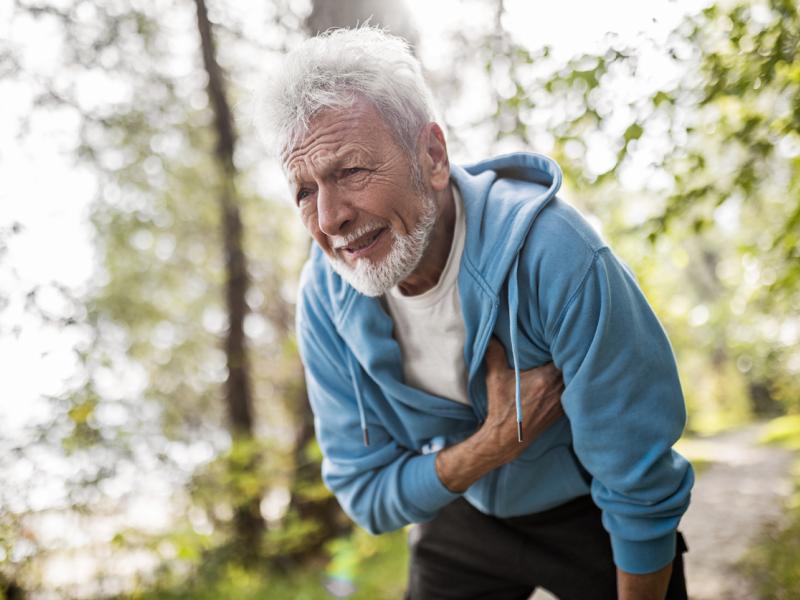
257, 27, 693, 600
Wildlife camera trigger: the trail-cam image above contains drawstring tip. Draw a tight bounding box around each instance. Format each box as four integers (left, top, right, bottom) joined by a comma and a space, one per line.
517, 421, 524, 443
362, 427, 370, 447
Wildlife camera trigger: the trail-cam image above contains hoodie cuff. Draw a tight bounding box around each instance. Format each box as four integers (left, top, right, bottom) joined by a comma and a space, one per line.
610, 531, 676, 575
405, 452, 461, 515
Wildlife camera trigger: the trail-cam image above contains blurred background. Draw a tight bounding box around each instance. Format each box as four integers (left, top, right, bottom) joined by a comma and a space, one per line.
1, 0, 799, 598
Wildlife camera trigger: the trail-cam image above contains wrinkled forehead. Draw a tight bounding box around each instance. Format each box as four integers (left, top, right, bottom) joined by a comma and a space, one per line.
281, 100, 396, 180
282, 133, 369, 185
284, 146, 366, 185
279, 102, 353, 165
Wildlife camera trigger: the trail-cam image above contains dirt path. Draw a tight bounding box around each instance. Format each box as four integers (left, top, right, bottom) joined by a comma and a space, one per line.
673, 423, 796, 599
531, 423, 795, 600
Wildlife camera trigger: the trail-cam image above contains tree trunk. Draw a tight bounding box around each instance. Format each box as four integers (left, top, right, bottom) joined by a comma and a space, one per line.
193, 0, 263, 561
306, 0, 419, 48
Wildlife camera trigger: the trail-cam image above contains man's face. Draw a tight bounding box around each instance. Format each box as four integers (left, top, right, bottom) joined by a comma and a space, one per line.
284, 98, 437, 296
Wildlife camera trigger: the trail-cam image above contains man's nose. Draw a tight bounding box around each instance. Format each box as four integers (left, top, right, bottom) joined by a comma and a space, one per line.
316, 185, 356, 236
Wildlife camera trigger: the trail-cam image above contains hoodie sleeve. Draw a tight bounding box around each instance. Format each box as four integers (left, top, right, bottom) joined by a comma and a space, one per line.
295, 282, 460, 535
536, 230, 693, 574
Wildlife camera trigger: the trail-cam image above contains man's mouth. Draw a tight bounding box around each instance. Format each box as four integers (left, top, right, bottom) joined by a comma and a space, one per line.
338, 227, 387, 258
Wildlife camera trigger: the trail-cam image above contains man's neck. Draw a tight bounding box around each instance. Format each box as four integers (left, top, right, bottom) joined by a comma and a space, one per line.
396, 185, 456, 297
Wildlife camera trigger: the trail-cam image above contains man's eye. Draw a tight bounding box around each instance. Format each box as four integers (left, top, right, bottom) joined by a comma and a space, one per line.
296, 188, 312, 203
341, 167, 363, 177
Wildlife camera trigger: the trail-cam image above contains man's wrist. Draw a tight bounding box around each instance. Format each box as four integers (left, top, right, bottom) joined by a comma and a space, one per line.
616, 564, 672, 600
435, 429, 503, 493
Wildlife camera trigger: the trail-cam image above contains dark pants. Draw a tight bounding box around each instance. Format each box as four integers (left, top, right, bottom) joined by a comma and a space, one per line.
405, 496, 688, 600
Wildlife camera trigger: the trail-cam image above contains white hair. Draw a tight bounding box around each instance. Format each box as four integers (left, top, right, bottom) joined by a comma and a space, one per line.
254, 26, 440, 162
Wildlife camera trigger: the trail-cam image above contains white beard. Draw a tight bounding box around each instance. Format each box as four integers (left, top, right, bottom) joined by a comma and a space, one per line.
328, 193, 438, 297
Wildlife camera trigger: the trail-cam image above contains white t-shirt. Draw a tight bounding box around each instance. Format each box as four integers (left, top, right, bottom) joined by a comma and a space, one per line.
384, 184, 470, 405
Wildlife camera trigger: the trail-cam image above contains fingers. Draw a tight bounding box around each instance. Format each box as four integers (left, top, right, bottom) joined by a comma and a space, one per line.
517, 362, 558, 399
520, 364, 564, 415
533, 361, 561, 383
522, 382, 566, 438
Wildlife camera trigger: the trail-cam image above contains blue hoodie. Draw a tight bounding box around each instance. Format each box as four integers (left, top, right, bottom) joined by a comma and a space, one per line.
296, 152, 694, 575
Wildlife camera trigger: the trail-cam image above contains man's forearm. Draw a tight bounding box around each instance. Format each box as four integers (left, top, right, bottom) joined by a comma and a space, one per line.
434, 429, 505, 493
617, 563, 673, 600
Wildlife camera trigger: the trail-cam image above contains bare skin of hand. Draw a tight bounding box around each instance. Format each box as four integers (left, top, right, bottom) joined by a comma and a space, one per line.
435, 337, 565, 493
617, 563, 673, 600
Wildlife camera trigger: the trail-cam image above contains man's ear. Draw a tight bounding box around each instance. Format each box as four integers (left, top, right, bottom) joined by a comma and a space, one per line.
420, 122, 450, 192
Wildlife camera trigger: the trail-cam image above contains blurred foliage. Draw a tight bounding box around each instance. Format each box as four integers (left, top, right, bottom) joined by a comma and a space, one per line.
761, 415, 800, 450
743, 415, 800, 597
741, 451, 800, 598
743, 513, 800, 600
111, 529, 408, 600
468, 0, 800, 431
3, 0, 319, 596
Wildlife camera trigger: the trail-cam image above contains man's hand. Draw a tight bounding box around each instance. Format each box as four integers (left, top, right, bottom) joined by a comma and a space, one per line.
436, 338, 565, 492
481, 337, 565, 462
617, 563, 673, 600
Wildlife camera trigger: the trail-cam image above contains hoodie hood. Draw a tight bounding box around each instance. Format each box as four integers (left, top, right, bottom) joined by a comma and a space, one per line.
452, 152, 563, 292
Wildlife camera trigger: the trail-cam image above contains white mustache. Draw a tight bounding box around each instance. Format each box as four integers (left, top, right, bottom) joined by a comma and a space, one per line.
330, 224, 385, 250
